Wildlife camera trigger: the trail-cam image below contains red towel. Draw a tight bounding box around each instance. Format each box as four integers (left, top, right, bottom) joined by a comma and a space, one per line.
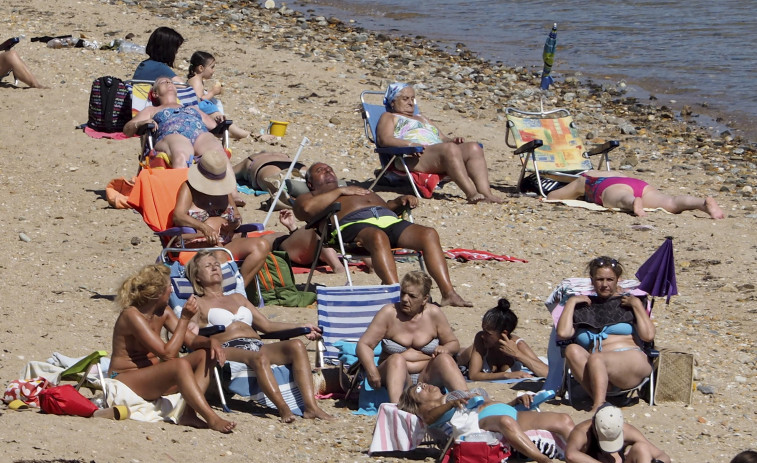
444, 248, 527, 263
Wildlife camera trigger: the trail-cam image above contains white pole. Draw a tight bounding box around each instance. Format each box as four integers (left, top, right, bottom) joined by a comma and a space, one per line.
262, 136, 310, 228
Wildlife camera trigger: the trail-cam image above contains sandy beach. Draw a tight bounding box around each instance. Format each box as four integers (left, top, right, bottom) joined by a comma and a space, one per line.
1, 0, 755, 461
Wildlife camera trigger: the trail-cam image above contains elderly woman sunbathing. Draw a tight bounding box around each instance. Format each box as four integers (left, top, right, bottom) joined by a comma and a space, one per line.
123, 77, 228, 167
376, 82, 503, 204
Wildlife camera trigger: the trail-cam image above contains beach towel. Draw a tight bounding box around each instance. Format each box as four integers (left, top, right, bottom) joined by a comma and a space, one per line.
444, 248, 528, 263
106, 177, 136, 209
102, 378, 185, 423
83, 125, 131, 140
127, 168, 189, 232
543, 198, 672, 214
225, 361, 306, 416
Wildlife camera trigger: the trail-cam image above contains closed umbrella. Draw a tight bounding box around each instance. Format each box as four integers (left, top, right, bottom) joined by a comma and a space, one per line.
635, 236, 678, 306
540, 23, 558, 90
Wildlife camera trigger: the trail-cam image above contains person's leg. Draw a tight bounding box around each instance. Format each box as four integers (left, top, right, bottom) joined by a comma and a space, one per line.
353, 227, 399, 284
603, 350, 653, 391
156, 134, 197, 168
395, 224, 471, 307
260, 340, 334, 420
546, 177, 586, 201
225, 346, 295, 423
417, 353, 468, 392
458, 142, 503, 202
516, 410, 575, 441
224, 236, 271, 285
564, 344, 593, 400
479, 415, 551, 463
0, 50, 46, 88
228, 124, 250, 140
114, 358, 236, 433
408, 143, 481, 202
641, 188, 725, 219
193, 132, 227, 159
377, 354, 411, 403
624, 442, 658, 463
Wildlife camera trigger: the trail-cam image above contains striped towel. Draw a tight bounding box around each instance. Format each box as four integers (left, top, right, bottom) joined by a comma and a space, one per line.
226, 361, 305, 416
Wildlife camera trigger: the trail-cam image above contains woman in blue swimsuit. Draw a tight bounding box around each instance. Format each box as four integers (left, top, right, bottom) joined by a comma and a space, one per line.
123, 77, 227, 167
398, 384, 574, 463
556, 257, 656, 412
356, 271, 468, 403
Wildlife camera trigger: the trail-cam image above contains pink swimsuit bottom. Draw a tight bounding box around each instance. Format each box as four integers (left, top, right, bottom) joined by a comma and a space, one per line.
582, 175, 648, 206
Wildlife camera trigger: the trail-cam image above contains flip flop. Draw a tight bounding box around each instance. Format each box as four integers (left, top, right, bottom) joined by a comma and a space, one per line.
8, 399, 31, 411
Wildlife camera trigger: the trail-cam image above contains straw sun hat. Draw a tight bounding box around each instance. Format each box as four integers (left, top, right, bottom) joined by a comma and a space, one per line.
187, 151, 236, 196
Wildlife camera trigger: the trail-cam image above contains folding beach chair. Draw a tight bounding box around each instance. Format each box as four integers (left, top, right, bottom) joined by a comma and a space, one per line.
126, 79, 232, 170
167, 253, 311, 415
505, 107, 619, 197
544, 278, 657, 407
361, 90, 434, 199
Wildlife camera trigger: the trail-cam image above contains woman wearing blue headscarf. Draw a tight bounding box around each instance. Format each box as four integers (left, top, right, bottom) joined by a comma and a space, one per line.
376, 83, 503, 204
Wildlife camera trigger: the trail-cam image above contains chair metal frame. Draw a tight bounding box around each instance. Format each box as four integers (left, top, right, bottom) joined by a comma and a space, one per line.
505, 106, 618, 197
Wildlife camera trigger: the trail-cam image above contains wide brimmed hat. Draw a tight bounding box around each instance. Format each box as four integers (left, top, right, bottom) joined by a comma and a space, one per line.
187, 151, 236, 196
594, 404, 624, 453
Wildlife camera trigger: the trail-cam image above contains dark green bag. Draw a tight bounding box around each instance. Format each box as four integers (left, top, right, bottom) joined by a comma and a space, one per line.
246, 251, 316, 307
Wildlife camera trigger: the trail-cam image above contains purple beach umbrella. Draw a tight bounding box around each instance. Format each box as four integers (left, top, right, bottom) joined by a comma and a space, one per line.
635, 236, 678, 305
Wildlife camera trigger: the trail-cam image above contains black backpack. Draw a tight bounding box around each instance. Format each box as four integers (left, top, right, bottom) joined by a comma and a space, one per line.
87, 76, 131, 132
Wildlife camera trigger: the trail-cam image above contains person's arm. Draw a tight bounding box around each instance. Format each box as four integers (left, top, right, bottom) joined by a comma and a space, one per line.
188, 75, 210, 101
171, 182, 222, 245
510, 337, 549, 378
622, 294, 655, 342
142, 296, 200, 360
292, 186, 370, 222
386, 194, 418, 213
123, 107, 156, 137
467, 333, 510, 381
564, 422, 601, 463
191, 105, 220, 130
623, 424, 671, 463
419, 398, 465, 425
556, 295, 590, 339
356, 305, 391, 389
431, 307, 460, 357
422, 116, 460, 144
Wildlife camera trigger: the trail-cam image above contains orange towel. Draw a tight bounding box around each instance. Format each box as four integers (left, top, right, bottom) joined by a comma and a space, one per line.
127, 168, 189, 232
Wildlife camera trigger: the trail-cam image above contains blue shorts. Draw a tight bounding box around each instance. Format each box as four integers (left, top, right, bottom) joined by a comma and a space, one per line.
478, 403, 518, 421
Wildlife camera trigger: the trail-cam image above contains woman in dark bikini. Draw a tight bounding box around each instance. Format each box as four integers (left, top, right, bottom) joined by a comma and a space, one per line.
356, 271, 468, 403
547, 170, 724, 219
185, 251, 333, 423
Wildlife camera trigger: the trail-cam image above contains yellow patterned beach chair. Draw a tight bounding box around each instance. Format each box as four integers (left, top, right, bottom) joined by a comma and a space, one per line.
505, 107, 618, 197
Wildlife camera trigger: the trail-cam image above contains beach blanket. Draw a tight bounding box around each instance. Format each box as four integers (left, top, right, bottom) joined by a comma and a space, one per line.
543, 198, 672, 214
444, 248, 527, 263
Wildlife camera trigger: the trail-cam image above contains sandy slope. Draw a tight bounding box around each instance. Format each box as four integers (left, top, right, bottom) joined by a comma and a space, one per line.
0, 0, 755, 461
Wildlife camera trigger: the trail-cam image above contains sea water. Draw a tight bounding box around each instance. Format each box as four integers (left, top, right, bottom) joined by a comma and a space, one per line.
293, 0, 756, 143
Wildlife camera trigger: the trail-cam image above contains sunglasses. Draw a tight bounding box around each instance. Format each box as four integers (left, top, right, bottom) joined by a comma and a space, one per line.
592, 257, 619, 268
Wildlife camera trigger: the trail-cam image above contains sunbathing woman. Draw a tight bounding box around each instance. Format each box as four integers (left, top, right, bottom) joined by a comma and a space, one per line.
356, 271, 468, 403
108, 264, 236, 433
123, 77, 228, 168
399, 384, 574, 463
546, 170, 725, 219
457, 298, 549, 381
185, 251, 334, 423
556, 257, 656, 413
376, 82, 503, 204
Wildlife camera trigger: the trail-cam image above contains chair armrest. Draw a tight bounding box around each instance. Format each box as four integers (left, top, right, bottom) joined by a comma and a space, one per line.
586, 140, 620, 156
514, 139, 543, 155
375, 146, 424, 157
198, 325, 226, 337
305, 203, 342, 230
136, 122, 156, 136
260, 326, 311, 340
210, 119, 233, 136
238, 223, 264, 235
156, 226, 198, 237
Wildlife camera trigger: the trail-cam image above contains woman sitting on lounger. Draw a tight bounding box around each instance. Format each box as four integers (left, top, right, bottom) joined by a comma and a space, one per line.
376, 82, 503, 204
123, 77, 227, 167
457, 297, 549, 381
399, 384, 574, 463
546, 170, 724, 219
356, 271, 468, 404
109, 264, 236, 433
186, 251, 333, 423
556, 256, 655, 413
